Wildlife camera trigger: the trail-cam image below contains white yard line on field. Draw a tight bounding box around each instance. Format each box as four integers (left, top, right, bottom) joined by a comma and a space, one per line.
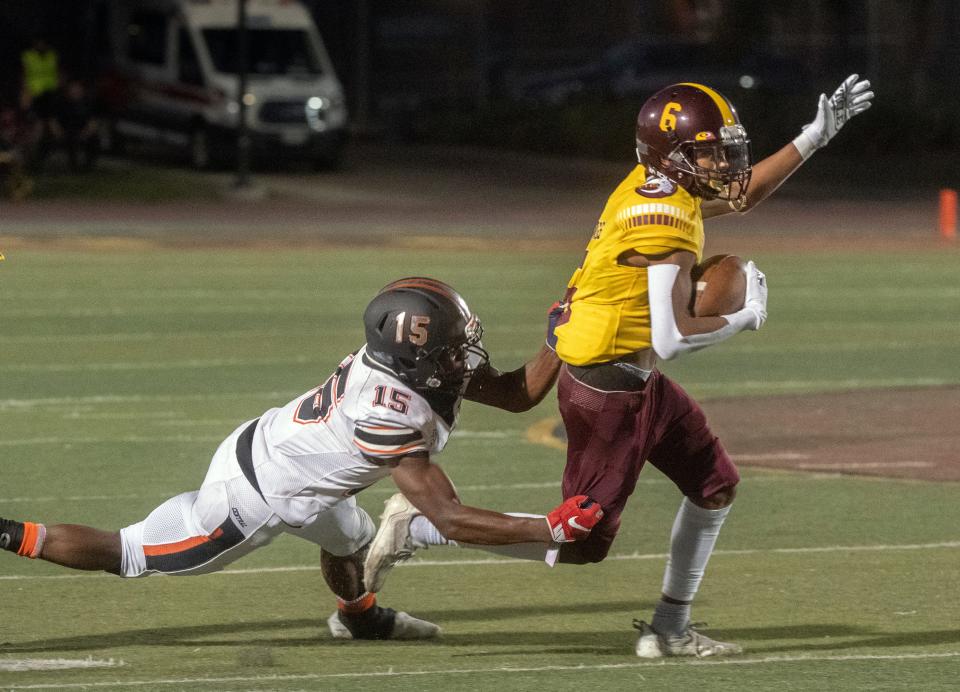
2, 541, 957, 582
733, 453, 810, 461
0, 658, 122, 672
63, 411, 184, 421
796, 461, 934, 470
451, 430, 513, 438
0, 357, 313, 373
688, 377, 956, 392
731, 340, 960, 353
153, 419, 246, 427
2, 652, 959, 688
0, 330, 305, 344
2, 306, 340, 318
0, 493, 147, 504
0, 392, 294, 410
0, 429, 509, 446
0, 435, 223, 447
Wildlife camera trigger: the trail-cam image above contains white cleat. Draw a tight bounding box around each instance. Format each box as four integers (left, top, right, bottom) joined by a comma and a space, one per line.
634, 620, 743, 658
327, 611, 353, 639
391, 611, 442, 639
363, 493, 420, 593
326, 609, 441, 640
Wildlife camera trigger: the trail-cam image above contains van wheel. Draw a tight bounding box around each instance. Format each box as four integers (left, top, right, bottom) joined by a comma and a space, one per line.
189, 127, 211, 170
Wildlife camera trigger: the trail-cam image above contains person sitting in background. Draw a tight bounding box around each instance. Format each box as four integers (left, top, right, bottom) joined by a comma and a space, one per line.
38, 78, 100, 172
0, 106, 34, 200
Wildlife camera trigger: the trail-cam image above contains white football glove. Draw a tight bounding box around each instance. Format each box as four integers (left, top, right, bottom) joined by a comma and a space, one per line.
742, 260, 768, 330
794, 74, 874, 159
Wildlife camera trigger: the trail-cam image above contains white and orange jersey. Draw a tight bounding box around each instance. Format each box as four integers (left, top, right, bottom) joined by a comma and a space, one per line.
244, 345, 462, 526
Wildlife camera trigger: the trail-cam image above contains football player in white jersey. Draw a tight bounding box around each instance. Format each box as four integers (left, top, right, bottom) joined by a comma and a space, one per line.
1, 277, 603, 640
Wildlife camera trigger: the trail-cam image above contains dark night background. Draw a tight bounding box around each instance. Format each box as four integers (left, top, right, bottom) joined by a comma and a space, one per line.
2, 0, 958, 182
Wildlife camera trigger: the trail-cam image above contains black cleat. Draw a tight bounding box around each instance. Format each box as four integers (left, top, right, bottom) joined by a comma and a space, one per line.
326, 606, 441, 640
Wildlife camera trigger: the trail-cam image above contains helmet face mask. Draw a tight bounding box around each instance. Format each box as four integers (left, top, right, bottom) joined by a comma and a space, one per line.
364, 278, 489, 393
635, 83, 752, 204
418, 316, 486, 389
670, 124, 751, 202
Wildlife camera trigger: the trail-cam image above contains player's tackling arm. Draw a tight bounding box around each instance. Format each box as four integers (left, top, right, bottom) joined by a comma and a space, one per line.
463, 344, 560, 413
388, 454, 550, 545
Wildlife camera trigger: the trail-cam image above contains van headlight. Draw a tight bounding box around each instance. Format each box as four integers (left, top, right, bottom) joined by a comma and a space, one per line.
306, 98, 327, 131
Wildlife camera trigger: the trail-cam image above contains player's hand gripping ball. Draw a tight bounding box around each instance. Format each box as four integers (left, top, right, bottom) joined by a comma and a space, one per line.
690, 254, 747, 317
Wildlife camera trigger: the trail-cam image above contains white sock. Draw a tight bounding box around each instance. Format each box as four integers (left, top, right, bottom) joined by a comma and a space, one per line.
409, 515, 449, 548
409, 512, 552, 562
652, 497, 731, 636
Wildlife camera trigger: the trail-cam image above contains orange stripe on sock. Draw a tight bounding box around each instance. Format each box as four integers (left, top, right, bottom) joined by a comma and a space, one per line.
338, 592, 376, 614
16, 522, 39, 557
143, 527, 224, 557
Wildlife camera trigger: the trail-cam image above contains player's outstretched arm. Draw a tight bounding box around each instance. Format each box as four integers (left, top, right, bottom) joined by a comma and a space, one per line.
464, 308, 561, 412
643, 251, 767, 360
704, 74, 874, 218
389, 454, 601, 545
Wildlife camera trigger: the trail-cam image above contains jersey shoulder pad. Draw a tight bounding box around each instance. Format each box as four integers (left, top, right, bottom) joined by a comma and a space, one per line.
613, 183, 700, 256
351, 373, 436, 460
353, 417, 432, 460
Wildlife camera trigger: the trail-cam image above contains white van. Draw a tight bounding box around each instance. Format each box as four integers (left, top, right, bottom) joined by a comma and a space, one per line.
98, 0, 348, 168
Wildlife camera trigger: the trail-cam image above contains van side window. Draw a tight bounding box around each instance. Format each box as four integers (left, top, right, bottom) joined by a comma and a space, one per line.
128, 11, 167, 65
177, 28, 203, 86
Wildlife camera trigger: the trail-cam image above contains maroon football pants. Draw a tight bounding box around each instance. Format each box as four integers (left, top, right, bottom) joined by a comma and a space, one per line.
556, 365, 739, 564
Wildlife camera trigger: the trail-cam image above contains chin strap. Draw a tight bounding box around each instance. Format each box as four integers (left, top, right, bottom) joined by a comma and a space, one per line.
727, 195, 749, 212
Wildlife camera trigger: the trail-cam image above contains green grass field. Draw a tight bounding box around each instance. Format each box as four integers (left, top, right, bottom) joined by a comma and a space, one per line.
1, 246, 959, 690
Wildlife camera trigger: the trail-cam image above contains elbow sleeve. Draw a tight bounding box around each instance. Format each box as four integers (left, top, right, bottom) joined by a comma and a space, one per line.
647, 264, 687, 360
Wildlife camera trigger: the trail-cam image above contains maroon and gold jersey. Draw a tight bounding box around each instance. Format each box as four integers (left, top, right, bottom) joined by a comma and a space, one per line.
554, 165, 705, 365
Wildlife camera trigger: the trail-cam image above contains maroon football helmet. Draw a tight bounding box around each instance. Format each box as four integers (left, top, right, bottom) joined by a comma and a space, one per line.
635, 83, 751, 204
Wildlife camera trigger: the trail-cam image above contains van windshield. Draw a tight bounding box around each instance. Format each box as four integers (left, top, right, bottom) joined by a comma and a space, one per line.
203, 29, 323, 76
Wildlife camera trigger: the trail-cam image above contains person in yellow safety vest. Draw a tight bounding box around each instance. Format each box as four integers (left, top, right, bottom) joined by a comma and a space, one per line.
21, 37, 60, 118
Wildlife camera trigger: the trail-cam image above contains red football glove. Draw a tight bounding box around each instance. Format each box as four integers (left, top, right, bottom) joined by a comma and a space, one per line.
546, 495, 604, 542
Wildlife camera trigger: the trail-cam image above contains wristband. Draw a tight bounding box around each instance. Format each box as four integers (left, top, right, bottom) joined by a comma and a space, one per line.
721, 306, 761, 333
792, 131, 818, 161
680, 318, 742, 349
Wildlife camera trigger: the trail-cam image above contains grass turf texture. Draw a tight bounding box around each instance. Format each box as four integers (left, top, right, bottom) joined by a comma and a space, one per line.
1, 246, 959, 690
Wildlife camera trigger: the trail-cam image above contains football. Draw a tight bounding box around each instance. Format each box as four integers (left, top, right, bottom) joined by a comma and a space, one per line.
691, 254, 747, 317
